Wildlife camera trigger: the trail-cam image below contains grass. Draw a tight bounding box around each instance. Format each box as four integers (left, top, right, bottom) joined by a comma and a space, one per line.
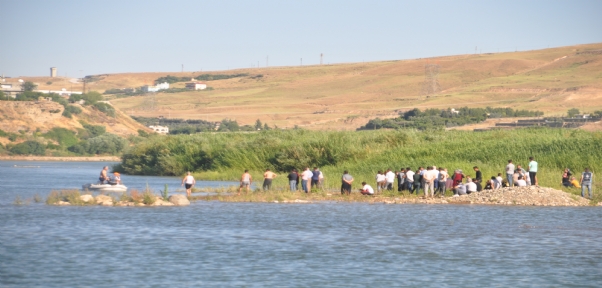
117, 127, 602, 205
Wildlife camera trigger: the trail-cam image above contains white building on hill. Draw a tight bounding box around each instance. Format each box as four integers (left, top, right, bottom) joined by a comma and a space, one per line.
141, 82, 170, 92
185, 82, 207, 90
149, 125, 169, 134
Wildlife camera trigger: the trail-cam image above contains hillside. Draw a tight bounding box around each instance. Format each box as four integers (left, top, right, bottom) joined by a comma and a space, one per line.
17, 43, 602, 130
0, 100, 149, 148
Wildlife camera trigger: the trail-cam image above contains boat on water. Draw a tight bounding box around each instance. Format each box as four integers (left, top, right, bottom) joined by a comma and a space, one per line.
82, 183, 128, 192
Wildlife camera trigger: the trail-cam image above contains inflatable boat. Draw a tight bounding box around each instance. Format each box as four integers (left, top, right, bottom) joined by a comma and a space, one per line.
82, 183, 128, 192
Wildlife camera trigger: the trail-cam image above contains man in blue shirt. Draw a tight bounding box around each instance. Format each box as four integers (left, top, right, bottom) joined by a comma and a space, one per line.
580, 168, 594, 199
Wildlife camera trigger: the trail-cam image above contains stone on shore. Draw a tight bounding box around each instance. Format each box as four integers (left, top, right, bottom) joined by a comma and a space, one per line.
168, 195, 190, 206
57, 201, 71, 206
80, 194, 94, 203
95, 195, 113, 206
152, 199, 175, 206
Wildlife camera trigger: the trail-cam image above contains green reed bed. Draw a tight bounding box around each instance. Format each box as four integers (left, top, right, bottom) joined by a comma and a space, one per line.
117, 128, 602, 203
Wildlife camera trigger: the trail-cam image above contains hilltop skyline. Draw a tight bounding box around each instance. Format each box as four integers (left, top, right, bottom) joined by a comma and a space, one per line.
1, 0, 601, 77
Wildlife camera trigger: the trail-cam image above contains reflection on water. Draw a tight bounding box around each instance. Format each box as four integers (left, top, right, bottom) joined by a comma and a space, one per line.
1, 161, 601, 286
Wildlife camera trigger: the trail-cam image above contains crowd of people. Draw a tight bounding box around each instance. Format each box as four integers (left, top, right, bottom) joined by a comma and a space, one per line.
207, 155, 595, 200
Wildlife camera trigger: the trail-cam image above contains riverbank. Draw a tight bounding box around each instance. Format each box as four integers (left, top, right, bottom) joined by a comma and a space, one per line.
0, 155, 120, 162
192, 186, 598, 206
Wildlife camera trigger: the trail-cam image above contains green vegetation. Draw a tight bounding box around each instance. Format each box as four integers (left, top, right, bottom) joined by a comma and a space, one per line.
154, 73, 250, 84
68, 133, 127, 155
62, 105, 82, 118
43, 128, 79, 147
132, 117, 270, 134
92, 102, 116, 117
10, 140, 46, 155
359, 107, 544, 130
117, 128, 602, 196
22, 81, 37, 92
69, 91, 103, 105
567, 108, 580, 118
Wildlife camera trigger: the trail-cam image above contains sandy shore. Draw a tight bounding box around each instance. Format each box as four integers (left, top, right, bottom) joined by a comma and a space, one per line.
0, 156, 120, 162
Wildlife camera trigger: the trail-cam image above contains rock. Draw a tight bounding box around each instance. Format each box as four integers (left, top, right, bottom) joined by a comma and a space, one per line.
57, 201, 71, 206
95, 195, 113, 206
116, 201, 136, 207
293, 199, 309, 203
168, 195, 190, 206
80, 194, 94, 203
152, 199, 175, 206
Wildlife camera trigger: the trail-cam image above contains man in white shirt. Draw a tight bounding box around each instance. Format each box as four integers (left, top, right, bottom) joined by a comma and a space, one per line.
423, 166, 438, 198
376, 171, 386, 193
506, 160, 515, 187
465, 177, 477, 194
385, 169, 396, 191
360, 181, 375, 195
301, 167, 313, 193
515, 176, 527, 187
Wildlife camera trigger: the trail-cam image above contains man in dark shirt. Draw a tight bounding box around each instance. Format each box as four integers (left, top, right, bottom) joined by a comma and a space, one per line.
311, 167, 321, 189
288, 169, 299, 191
412, 168, 422, 194
473, 166, 482, 183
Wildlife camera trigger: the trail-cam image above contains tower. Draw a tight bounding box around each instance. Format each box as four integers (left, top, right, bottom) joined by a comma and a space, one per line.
320, 53, 323, 65
50, 67, 57, 77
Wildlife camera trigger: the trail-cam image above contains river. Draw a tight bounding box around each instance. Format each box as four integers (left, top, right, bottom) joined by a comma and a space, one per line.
1, 161, 601, 287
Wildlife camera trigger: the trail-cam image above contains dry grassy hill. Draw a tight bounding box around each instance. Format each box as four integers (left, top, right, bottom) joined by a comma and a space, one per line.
20, 43, 602, 130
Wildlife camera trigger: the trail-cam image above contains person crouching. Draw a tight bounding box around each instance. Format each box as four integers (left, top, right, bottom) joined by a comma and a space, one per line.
360, 182, 375, 195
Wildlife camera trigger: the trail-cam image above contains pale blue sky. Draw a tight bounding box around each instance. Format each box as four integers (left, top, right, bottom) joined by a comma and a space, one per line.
1, 0, 601, 77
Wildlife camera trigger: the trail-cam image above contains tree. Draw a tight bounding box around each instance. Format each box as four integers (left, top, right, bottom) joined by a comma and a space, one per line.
22, 81, 37, 92
0, 91, 6, 100
567, 108, 580, 118
255, 119, 262, 130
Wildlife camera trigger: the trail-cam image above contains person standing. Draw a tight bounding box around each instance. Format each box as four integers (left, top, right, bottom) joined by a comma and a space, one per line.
397, 168, 405, 192
181, 171, 196, 197
341, 170, 354, 195
436, 167, 448, 196
580, 168, 594, 199
376, 171, 386, 193
263, 169, 277, 191
473, 166, 482, 184
423, 166, 437, 198
385, 168, 395, 191
287, 169, 299, 192
506, 160, 515, 187
412, 167, 422, 195
301, 167, 313, 193
405, 167, 415, 192
528, 157, 538, 186
238, 170, 252, 195
311, 167, 321, 189
318, 169, 324, 189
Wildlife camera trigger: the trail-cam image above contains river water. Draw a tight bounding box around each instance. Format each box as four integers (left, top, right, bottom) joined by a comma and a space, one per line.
1, 161, 601, 287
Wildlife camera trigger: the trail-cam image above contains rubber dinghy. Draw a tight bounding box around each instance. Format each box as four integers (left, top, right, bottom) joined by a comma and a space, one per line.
82, 183, 128, 192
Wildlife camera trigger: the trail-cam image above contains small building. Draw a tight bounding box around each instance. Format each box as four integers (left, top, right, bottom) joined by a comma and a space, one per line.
141, 82, 169, 93
185, 82, 207, 90
149, 125, 169, 134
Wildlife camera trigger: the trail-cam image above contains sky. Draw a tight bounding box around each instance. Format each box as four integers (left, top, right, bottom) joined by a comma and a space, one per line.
1, 0, 601, 77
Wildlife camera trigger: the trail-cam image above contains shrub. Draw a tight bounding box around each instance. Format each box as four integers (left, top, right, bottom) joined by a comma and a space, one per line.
10, 140, 46, 155
43, 127, 79, 148
68, 133, 127, 155
93, 102, 115, 117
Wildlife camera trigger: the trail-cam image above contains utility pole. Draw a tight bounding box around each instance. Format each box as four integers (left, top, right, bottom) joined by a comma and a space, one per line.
181, 64, 184, 73
320, 53, 323, 65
